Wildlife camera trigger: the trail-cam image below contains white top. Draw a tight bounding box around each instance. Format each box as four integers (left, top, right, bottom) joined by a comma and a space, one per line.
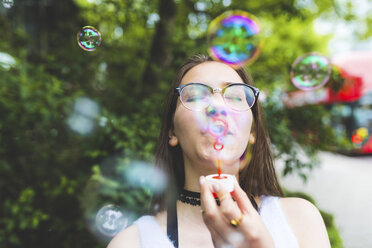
259, 196, 299, 248
134, 196, 299, 248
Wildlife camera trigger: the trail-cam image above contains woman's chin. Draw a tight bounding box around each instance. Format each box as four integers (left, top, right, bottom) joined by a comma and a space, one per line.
196, 145, 241, 165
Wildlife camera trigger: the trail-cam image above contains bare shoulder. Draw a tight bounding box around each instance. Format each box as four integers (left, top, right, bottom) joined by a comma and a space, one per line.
279, 197, 331, 248
106, 224, 140, 248
279, 197, 319, 217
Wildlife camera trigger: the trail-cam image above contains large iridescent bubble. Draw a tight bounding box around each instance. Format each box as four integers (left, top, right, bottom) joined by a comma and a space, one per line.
95, 204, 128, 237
207, 10, 262, 68
77, 26, 102, 52
290, 52, 332, 91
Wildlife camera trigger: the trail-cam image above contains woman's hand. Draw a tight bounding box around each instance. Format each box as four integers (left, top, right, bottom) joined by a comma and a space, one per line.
200, 176, 274, 248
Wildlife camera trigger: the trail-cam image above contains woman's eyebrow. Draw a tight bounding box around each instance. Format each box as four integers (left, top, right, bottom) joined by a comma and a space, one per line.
204, 82, 233, 87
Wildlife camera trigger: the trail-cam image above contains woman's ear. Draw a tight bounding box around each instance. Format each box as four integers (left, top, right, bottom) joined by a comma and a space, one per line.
168, 130, 178, 147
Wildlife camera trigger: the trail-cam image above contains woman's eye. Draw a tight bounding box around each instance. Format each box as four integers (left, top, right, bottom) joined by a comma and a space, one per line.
186, 95, 205, 102
225, 95, 243, 102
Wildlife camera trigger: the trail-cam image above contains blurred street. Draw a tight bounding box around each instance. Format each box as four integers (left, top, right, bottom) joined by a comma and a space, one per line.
277, 152, 372, 248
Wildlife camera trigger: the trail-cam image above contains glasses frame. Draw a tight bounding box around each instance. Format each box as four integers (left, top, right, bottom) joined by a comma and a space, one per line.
175, 82, 260, 111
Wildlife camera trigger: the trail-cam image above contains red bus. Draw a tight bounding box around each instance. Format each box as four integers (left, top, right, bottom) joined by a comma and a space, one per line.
284, 51, 372, 154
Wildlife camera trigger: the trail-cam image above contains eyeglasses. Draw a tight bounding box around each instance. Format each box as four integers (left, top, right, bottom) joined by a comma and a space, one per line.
175, 83, 259, 112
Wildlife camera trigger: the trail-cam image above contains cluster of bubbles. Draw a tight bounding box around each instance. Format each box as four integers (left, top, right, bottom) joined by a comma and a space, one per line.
77, 26, 102, 52
290, 52, 332, 91
2, 0, 13, 8
351, 127, 369, 145
207, 10, 262, 68
95, 205, 128, 237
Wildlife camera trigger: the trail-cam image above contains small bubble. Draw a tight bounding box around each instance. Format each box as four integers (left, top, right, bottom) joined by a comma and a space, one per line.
77, 26, 102, 52
213, 142, 224, 151
96, 205, 128, 237
99, 116, 108, 127
208, 117, 228, 138
67, 114, 94, 135
0, 52, 16, 70
74, 97, 99, 119
147, 13, 160, 27
67, 97, 100, 135
222, 0, 231, 7
153, 204, 160, 212
2, 0, 14, 8
112, 26, 123, 39
290, 52, 331, 91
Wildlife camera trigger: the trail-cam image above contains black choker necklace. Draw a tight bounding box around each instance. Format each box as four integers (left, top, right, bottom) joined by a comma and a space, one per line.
179, 189, 218, 206
179, 189, 259, 212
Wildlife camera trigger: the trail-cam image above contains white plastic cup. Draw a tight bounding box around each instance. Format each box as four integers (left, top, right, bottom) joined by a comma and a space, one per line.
206, 174, 234, 197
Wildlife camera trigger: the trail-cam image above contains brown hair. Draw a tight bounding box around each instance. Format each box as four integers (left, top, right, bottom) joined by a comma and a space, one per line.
152, 54, 283, 212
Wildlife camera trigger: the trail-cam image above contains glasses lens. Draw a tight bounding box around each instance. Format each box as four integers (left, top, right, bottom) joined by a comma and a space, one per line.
224, 85, 256, 111
180, 84, 211, 110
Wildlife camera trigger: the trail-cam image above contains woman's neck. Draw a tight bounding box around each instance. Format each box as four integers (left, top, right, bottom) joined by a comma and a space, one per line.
177, 200, 205, 223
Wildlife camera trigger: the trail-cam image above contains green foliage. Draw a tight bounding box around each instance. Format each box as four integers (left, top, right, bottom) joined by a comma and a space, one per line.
284, 190, 344, 248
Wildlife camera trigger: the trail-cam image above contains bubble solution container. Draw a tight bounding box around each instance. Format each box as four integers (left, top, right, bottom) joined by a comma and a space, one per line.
206, 174, 234, 198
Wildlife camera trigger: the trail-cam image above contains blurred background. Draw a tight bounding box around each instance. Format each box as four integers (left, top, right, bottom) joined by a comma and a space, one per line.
0, 0, 371, 247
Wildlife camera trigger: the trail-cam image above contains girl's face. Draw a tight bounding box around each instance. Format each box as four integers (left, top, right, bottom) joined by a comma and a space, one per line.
170, 61, 253, 174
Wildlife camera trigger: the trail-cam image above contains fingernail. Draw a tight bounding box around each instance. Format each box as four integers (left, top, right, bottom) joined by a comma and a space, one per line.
212, 183, 220, 192
200, 176, 205, 185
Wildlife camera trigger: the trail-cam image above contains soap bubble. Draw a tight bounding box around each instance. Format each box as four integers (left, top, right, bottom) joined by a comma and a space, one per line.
77, 26, 102, 51
2, 0, 14, 8
207, 10, 262, 68
208, 117, 228, 138
290, 52, 332, 91
67, 97, 100, 135
124, 161, 167, 195
99, 116, 108, 127
0, 52, 16, 70
96, 204, 128, 237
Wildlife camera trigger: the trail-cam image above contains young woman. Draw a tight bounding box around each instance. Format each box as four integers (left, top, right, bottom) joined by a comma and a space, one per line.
107, 54, 331, 248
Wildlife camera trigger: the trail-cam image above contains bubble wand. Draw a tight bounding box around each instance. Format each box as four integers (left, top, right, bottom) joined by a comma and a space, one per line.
206, 117, 234, 196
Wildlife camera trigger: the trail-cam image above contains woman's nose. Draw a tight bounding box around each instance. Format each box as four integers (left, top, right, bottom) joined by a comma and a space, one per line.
206, 105, 227, 117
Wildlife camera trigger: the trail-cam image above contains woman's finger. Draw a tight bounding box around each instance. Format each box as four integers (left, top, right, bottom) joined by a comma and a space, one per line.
213, 182, 243, 225
200, 176, 218, 213
231, 176, 255, 215
200, 176, 232, 234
